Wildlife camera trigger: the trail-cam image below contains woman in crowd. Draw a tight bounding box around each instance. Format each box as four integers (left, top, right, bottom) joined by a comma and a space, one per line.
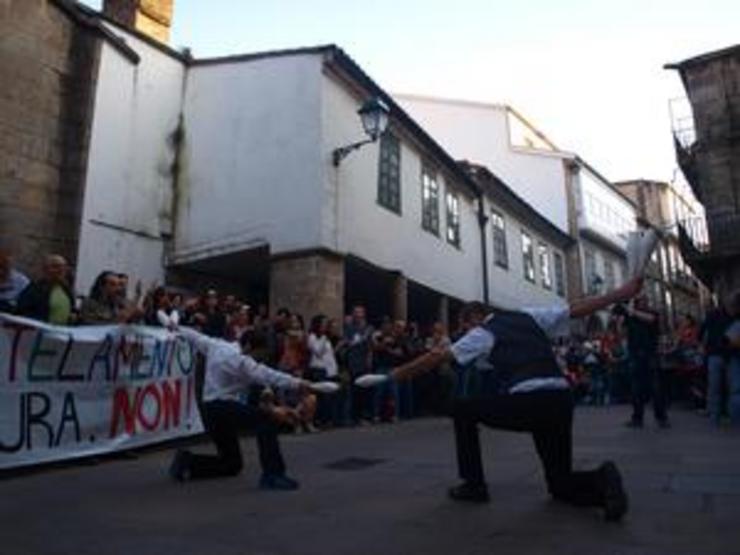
307, 314, 340, 427
583, 335, 608, 406
227, 304, 252, 343
143, 286, 178, 329
419, 321, 453, 414
279, 314, 317, 432
80, 270, 141, 324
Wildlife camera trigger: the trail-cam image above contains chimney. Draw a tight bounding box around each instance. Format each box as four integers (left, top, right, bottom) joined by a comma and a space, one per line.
103, 0, 174, 44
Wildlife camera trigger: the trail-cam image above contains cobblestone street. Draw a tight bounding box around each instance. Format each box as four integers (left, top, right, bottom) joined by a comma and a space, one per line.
2, 406, 739, 555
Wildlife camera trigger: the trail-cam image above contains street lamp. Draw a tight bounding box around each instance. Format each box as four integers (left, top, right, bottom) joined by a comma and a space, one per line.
332, 97, 390, 166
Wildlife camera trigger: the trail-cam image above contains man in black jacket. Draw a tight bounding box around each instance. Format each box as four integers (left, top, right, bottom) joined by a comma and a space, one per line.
614, 295, 668, 428
16, 255, 74, 325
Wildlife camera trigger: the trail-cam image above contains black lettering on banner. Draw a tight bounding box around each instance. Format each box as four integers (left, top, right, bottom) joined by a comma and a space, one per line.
176, 337, 195, 375
132, 336, 153, 380
54, 392, 81, 446
151, 339, 171, 377
56, 333, 82, 381
88, 334, 113, 381
26, 392, 54, 450
26, 331, 56, 382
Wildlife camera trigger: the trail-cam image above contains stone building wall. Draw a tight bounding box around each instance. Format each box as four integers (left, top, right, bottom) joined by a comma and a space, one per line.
0, 0, 100, 276
681, 53, 740, 257
270, 253, 345, 323
103, 0, 174, 44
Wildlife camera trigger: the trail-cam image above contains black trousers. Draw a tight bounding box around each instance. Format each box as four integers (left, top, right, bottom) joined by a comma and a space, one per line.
186, 400, 286, 479
630, 352, 668, 423
453, 389, 605, 507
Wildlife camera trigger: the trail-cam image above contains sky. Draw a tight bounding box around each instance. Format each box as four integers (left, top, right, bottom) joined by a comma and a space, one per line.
81, 0, 739, 183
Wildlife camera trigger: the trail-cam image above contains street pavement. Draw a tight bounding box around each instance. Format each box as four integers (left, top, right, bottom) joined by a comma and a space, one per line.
1, 405, 740, 555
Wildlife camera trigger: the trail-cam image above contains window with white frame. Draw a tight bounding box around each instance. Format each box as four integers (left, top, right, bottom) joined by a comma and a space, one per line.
377, 132, 401, 214
584, 248, 599, 293
445, 190, 461, 247
554, 251, 565, 297
604, 258, 616, 291
538, 242, 552, 289
421, 167, 439, 235
491, 210, 508, 269
521, 230, 535, 282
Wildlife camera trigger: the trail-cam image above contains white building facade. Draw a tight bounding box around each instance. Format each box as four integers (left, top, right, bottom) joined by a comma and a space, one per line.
398, 95, 639, 328
70, 16, 568, 327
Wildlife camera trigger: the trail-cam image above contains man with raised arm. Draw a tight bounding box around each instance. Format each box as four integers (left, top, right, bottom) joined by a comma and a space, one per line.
372, 276, 643, 521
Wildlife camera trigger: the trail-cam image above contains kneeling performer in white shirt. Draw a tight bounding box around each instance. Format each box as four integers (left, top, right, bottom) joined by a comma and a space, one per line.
169, 326, 311, 490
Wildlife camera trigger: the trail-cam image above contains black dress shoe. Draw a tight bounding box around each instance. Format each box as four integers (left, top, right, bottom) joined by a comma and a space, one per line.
447, 482, 490, 503
601, 461, 628, 522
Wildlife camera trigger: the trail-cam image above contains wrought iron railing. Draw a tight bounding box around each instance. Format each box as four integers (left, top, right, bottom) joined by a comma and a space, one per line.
669, 97, 697, 149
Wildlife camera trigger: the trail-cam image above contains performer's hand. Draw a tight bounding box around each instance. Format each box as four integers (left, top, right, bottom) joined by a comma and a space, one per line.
297, 379, 313, 396
269, 405, 299, 426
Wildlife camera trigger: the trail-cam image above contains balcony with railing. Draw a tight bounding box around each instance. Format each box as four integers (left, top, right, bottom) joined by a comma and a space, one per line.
669, 97, 703, 204
676, 212, 740, 288
670, 269, 699, 293
676, 215, 711, 287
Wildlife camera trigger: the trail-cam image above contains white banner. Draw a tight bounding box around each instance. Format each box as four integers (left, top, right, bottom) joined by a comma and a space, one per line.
0, 313, 203, 470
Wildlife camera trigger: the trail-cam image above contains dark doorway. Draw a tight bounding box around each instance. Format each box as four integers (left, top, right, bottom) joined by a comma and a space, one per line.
408, 280, 440, 334
167, 245, 270, 308
344, 256, 394, 326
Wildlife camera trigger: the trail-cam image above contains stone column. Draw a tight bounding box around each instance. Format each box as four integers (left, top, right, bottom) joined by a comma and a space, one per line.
270, 252, 345, 323
562, 160, 584, 301
391, 272, 408, 322
438, 295, 449, 328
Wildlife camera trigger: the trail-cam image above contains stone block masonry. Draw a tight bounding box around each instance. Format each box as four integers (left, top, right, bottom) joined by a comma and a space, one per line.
0, 0, 101, 274
270, 253, 345, 323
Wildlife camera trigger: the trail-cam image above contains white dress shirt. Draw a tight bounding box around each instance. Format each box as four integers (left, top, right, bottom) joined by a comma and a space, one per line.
157, 309, 180, 328
178, 327, 302, 402
307, 333, 338, 377
450, 306, 571, 394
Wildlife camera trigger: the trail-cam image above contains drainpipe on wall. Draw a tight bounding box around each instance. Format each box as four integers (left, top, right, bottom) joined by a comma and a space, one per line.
477, 194, 490, 305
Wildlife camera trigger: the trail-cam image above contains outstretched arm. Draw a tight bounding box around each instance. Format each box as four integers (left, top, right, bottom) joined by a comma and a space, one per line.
391, 348, 451, 382
569, 276, 643, 319
176, 326, 217, 355
241, 355, 309, 392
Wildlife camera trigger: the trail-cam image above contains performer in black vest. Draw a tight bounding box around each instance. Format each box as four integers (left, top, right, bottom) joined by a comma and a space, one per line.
388, 276, 644, 522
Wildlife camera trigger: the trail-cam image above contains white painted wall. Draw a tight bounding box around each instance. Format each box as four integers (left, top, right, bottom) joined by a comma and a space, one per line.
76, 26, 186, 294
174, 54, 325, 264
484, 197, 568, 309
396, 95, 571, 234
322, 76, 483, 302
577, 166, 636, 251
75, 40, 572, 312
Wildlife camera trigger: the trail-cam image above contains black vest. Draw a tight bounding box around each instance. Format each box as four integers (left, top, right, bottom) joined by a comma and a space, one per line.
482, 309, 563, 394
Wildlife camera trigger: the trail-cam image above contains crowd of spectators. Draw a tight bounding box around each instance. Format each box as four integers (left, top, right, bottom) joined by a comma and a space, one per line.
2, 248, 740, 429
552, 294, 740, 428
0, 249, 459, 432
